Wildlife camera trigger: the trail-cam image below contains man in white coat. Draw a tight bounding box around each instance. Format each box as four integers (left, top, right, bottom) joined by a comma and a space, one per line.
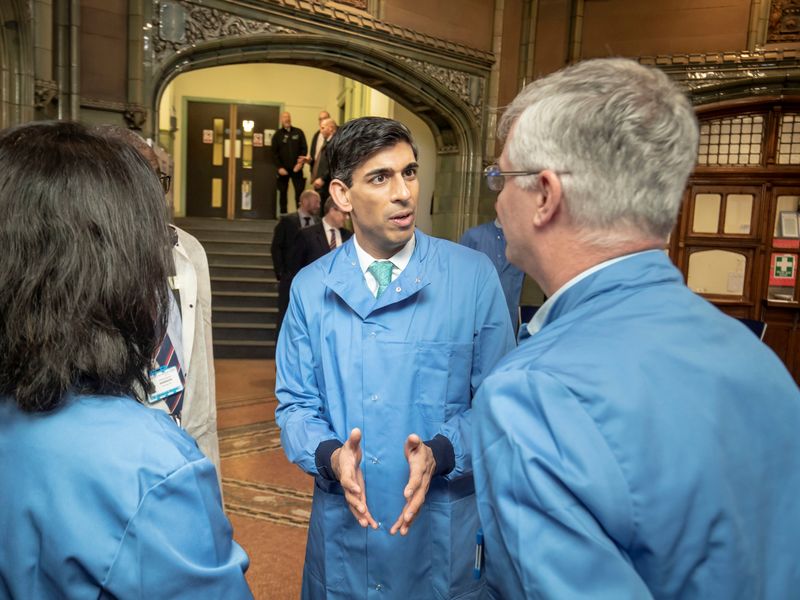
96, 126, 222, 489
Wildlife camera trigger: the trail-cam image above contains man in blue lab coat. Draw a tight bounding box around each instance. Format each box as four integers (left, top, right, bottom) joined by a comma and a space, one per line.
275, 117, 515, 599
472, 58, 800, 599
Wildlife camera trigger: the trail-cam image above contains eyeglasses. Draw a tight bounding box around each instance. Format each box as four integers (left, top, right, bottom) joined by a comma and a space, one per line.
158, 172, 172, 194
483, 164, 569, 193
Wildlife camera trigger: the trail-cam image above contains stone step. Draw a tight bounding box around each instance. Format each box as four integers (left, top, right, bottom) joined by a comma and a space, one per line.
201, 240, 271, 254
211, 290, 276, 309
211, 276, 278, 294
213, 322, 276, 343
213, 340, 275, 359
175, 217, 276, 233
209, 264, 274, 280
213, 306, 277, 325
207, 251, 271, 267
188, 229, 270, 244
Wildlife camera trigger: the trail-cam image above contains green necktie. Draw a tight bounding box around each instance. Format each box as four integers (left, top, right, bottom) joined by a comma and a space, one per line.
368, 260, 394, 298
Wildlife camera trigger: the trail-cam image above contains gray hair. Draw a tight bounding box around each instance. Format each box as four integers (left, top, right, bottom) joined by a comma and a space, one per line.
499, 58, 699, 243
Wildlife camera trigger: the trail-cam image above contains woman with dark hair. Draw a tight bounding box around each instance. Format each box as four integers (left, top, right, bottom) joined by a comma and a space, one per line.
0, 121, 252, 599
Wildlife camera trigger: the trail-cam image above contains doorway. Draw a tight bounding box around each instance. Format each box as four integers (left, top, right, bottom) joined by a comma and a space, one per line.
185, 100, 280, 219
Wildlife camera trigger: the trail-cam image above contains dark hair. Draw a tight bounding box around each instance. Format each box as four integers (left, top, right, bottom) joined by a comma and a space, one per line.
323, 197, 336, 215
0, 121, 171, 412
327, 117, 418, 186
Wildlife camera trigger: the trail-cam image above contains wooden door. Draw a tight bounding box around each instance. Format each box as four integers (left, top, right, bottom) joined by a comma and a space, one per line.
185, 101, 280, 219
186, 101, 229, 218
234, 103, 280, 219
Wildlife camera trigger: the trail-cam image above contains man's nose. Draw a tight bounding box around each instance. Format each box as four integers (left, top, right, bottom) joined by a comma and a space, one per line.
391, 175, 412, 201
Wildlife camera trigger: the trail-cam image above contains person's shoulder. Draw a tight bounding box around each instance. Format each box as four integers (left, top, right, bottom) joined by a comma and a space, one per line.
424, 231, 494, 269
279, 212, 300, 226
5, 395, 207, 476
293, 241, 347, 286
173, 226, 207, 258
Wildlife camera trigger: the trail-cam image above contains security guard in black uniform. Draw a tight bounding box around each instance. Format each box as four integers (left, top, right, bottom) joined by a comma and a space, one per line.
272, 111, 308, 215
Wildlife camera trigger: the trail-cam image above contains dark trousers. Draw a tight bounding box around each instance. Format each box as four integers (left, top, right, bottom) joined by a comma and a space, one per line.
276, 172, 305, 215
276, 276, 292, 338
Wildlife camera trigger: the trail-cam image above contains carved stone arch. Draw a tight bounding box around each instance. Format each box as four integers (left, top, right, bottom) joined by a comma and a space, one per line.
147, 1, 493, 236
0, 0, 35, 128
153, 34, 479, 154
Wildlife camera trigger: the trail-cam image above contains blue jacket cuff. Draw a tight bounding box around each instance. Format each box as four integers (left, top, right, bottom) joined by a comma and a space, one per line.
424, 434, 455, 477
315, 438, 344, 480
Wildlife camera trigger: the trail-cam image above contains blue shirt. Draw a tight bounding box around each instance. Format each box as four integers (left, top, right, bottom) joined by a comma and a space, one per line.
460, 220, 525, 328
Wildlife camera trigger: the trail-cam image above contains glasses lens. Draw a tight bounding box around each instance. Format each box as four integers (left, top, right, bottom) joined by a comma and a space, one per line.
484, 165, 503, 192
159, 173, 171, 193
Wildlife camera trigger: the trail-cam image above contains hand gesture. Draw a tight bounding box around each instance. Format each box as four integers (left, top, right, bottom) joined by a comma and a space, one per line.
278, 167, 289, 176
390, 434, 436, 536
332, 428, 378, 529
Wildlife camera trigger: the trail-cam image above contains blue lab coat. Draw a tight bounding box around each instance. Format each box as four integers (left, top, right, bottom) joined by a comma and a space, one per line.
472, 250, 800, 599
0, 394, 252, 599
460, 220, 524, 327
276, 230, 515, 599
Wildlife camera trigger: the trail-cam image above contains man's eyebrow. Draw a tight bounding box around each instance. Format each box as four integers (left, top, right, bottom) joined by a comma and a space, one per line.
362, 162, 419, 179
363, 167, 393, 179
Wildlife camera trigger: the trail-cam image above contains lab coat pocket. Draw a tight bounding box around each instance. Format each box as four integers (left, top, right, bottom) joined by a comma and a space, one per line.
413, 341, 474, 424
413, 341, 450, 423
428, 490, 483, 599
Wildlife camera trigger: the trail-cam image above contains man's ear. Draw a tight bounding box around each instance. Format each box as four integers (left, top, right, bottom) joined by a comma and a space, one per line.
532, 169, 564, 227
329, 179, 353, 214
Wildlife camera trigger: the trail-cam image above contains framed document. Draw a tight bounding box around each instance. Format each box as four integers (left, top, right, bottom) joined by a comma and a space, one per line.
779, 211, 799, 238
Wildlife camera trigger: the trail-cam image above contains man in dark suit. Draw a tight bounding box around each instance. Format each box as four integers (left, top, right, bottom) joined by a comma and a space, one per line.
271, 189, 320, 333
306, 110, 330, 175
311, 118, 338, 203
272, 111, 308, 216
290, 198, 352, 273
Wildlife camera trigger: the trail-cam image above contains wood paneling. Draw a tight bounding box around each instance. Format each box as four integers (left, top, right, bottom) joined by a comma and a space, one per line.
498, 0, 524, 109
581, 0, 750, 58
382, 0, 494, 52
533, 0, 572, 78
80, 0, 127, 102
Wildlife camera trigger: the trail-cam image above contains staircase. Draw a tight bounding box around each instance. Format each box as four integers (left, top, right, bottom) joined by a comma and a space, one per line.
174, 217, 278, 359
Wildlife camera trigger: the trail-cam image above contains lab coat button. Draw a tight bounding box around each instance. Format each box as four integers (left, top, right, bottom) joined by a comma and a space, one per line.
370, 394, 379, 401
375, 584, 383, 591
395, 286, 401, 293
371, 456, 379, 464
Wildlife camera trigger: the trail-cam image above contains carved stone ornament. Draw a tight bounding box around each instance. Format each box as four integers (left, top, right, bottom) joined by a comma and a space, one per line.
153, 1, 299, 62
329, 0, 367, 9
768, 0, 800, 43
397, 56, 483, 120
639, 49, 800, 105
34, 79, 59, 109
124, 106, 149, 130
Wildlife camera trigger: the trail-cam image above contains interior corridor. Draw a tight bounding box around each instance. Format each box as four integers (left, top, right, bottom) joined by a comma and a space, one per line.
216, 359, 308, 599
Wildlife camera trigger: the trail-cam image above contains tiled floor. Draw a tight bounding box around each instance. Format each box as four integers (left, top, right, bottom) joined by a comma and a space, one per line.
216, 359, 311, 599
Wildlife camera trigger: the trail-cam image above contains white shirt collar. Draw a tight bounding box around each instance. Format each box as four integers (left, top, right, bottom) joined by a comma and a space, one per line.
526, 249, 660, 337
353, 233, 416, 296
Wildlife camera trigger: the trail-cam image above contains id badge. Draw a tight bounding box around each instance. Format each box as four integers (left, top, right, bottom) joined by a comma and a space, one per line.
148, 365, 184, 404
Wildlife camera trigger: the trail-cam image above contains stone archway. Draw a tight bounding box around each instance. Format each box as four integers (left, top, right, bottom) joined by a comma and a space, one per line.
0, 0, 34, 129
145, 0, 494, 238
